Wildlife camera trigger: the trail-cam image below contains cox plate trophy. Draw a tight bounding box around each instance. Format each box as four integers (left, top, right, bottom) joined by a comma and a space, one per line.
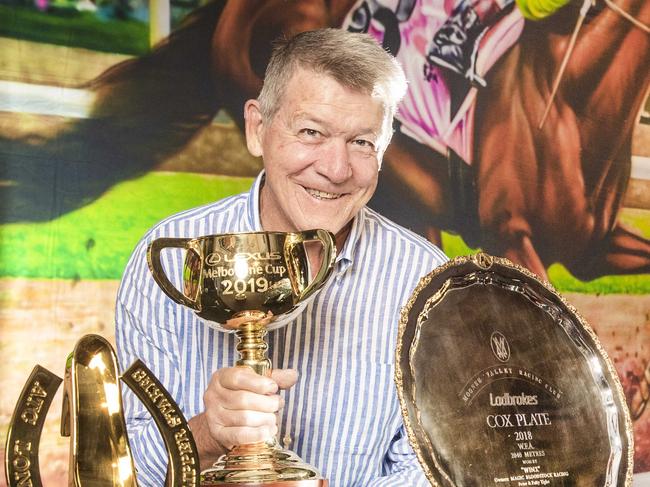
395, 253, 634, 486
147, 230, 335, 486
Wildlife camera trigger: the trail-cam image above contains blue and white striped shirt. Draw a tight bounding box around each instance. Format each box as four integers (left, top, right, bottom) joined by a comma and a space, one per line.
115, 172, 448, 486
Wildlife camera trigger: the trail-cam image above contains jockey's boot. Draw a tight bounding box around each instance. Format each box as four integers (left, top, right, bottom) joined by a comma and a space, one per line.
426, 0, 513, 87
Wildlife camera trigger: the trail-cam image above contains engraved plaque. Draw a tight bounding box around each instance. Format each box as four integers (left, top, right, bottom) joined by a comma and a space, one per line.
396, 254, 633, 487
5, 366, 62, 487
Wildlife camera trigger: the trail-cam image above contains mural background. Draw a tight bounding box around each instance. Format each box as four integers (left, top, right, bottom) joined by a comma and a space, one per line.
0, 0, 648, 484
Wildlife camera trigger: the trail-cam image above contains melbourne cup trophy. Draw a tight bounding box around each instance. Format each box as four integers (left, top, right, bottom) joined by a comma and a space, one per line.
147, 230, 336, 486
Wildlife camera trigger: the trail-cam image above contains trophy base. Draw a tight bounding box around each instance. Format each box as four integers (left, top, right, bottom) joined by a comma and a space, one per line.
200, 443, 328, 486
202, 482, 327, 487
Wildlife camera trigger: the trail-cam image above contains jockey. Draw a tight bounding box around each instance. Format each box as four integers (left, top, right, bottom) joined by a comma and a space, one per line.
427, 0, 571, 86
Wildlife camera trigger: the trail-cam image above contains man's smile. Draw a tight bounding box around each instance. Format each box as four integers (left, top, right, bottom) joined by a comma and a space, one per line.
304, 187, 345, 200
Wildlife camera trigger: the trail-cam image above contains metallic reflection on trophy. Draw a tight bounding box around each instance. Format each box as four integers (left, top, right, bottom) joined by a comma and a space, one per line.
147, 230, 336, 486
5, 334, 200, 487
396, 253, 634, 486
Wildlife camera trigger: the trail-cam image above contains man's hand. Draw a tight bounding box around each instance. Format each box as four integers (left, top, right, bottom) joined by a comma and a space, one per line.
189, 367, 298, 468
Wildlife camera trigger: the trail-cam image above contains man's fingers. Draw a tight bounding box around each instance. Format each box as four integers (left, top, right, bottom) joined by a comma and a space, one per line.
202, 366, 297, 451
215, 388, 283, 412
212, 406, 279, 428
217, 366, 278, 394
214, 367, 298, 394
270, 369, 299, 389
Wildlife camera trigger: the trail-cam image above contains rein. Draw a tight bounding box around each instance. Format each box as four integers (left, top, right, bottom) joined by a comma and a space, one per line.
538, 0, 649, 129
605, 0, 650, 33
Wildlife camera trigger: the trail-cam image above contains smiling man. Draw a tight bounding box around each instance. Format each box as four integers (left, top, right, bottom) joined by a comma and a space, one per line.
116, 28, 447, 486
248, 67, 384, 251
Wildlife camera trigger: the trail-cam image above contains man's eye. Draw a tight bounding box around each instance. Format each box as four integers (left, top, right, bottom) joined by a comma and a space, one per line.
300, 128, 320, 137
353, 139, 374, 149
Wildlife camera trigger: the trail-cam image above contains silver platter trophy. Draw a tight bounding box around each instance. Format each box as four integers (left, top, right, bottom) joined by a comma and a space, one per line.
396, 253, 634, 486
147, 230, 335, 486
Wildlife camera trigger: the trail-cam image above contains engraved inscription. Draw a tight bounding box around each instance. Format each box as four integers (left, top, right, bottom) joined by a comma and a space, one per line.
174, 428, 198, 487
130, 369, 182, 427
486, 412, 552, 428
486, 385, 570, 483
12, 439, 34, 486
221, 276, 272, 295
201, 248, 289, 300
20, 381, 48, 426
490, 392, 538, 406
460, 366, 563, 405
124, 361, 200, 487
474, 367, 570, 482
206, 251, 282, 265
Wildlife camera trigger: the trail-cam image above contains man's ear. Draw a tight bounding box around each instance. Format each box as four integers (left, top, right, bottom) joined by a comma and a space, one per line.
244, 99, 264, 157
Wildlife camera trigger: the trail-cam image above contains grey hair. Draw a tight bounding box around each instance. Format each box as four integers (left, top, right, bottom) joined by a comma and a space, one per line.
258, 28, 407, 148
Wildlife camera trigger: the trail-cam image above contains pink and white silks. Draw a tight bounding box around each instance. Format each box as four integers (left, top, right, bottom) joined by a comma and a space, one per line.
342, 0, 525, 164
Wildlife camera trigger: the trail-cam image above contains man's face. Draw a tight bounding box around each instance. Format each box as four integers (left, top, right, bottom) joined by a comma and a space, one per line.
244, 68, 388, 243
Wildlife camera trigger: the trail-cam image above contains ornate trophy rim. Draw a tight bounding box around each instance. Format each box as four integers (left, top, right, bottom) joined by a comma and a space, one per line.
394, 253, 634, 487
173, 230, 329, 240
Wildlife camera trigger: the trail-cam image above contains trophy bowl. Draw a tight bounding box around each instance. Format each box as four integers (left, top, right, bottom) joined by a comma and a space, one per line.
147, 230, 336, 486
147, 230, 335, 333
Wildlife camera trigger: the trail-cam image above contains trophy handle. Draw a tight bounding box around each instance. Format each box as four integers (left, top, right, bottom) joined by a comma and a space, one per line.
5, 366, 62, 487
147, 237, 200, 310
286, 229, 336, 301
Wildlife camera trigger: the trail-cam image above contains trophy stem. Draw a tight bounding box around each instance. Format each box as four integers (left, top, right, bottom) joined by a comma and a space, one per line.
201, 318, 326, 485
235, 320, 272, 377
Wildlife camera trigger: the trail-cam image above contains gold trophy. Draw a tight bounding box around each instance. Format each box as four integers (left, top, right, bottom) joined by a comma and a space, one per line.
147, 230, 336, 486
5, 334, 201, 487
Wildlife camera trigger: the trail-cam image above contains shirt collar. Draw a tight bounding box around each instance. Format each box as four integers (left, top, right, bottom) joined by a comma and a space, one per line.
246, 169, 364, 272
335, 207, 364, 273
245, 170, 265, 232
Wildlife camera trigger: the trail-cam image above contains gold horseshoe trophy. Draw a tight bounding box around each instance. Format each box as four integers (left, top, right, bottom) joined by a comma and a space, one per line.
5, 334, 200, 487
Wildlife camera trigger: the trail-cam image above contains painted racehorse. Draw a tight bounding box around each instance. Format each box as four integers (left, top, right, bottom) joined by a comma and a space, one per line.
472, 0, 650, 280
3, 0, 648, 282
113, 0, 650, 280
367, 0, 650, 280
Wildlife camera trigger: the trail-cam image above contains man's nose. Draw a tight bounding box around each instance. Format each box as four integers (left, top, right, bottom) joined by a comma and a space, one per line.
319, 139, 352, 183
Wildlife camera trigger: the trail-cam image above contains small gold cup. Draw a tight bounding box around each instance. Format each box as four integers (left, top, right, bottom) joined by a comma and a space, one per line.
147, 230, 335, 486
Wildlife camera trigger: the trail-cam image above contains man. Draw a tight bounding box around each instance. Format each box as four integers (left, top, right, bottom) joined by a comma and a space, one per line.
116, 28, 447, 486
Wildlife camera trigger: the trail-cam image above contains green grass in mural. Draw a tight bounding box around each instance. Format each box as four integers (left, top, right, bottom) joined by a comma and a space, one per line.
0, 171, 648, 293
0, 5, 149, 55
441, 207, 650, 294
0, 172, 253, 280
